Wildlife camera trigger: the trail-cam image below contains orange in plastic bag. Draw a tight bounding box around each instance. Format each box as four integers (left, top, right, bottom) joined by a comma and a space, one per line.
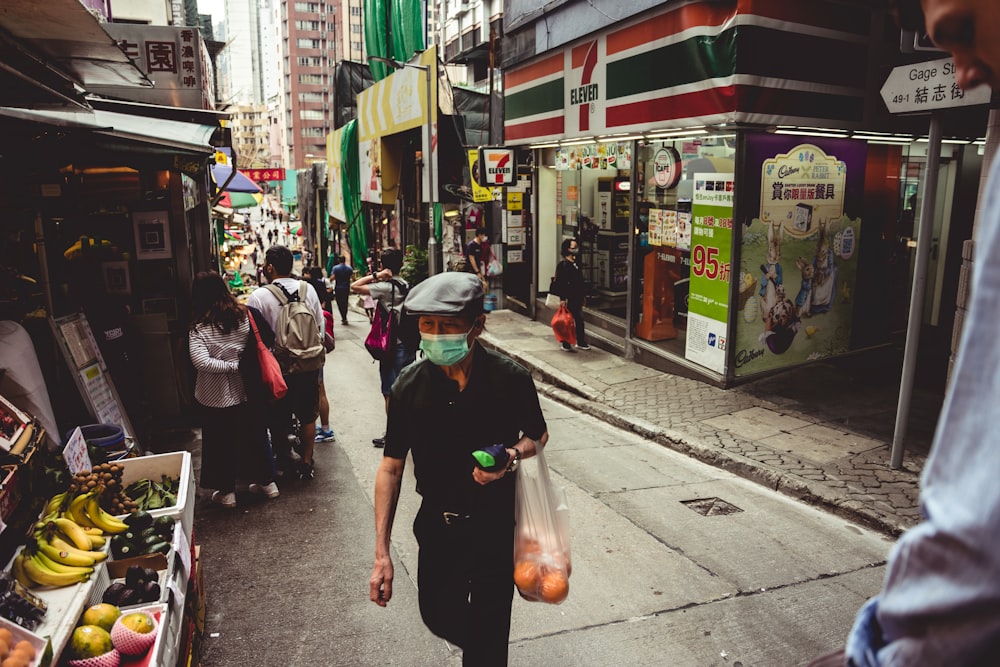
550, 304, 577, 346
513, 445, 571, 604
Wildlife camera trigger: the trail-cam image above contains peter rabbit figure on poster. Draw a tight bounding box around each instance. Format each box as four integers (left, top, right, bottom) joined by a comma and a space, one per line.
809, 219, 838, 314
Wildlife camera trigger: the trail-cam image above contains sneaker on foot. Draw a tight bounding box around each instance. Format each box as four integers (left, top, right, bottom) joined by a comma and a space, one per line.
372, 434, 385, 448
576, 344, 591, 350
561, 342, 573, 351
249, 482, 280, 499
297, 461, 315, 480
315, 427, 336, 442
211, 490, 236, 508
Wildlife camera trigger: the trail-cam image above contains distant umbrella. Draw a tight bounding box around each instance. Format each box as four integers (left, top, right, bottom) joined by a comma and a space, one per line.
211, 164, 263, 193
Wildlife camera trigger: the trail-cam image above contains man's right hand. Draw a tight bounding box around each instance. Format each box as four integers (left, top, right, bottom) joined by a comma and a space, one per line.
370, 556, 394, 606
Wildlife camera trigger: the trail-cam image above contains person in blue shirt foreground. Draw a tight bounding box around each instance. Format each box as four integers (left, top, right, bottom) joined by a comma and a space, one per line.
810, 1, 1000, 665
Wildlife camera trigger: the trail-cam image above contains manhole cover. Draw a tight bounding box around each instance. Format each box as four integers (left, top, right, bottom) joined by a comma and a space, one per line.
681, 497, 744, 516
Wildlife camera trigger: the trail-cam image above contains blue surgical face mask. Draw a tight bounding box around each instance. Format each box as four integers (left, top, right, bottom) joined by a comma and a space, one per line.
419, 327, 473, 366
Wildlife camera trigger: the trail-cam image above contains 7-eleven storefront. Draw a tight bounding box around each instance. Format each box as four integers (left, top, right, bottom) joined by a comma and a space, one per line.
502, 0, 988, 386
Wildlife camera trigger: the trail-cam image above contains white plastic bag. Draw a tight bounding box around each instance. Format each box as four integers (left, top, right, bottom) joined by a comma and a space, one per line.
513, 444, 571, 604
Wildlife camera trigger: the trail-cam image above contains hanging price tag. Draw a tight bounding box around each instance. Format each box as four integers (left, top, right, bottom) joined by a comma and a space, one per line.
62, 427, 92, 475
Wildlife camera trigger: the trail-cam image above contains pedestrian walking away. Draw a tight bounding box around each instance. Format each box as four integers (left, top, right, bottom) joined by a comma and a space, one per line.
809, 1, 1000, 666
550, 238, 590, 350
350, 247, 416, 446
331, 255, 354, 324
247, 245, 326, 480
369, 271, 549, 667
464, 226, 489, 291
187, 271, 279, 507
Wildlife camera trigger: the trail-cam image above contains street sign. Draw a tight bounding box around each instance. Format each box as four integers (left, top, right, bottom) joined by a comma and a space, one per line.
880, 57, 991, 113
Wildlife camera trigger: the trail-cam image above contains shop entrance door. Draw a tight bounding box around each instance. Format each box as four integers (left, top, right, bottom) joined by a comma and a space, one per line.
903, 147, 980, 387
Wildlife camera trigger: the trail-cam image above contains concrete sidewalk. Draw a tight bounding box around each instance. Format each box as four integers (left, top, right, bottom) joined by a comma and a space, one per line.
478, 309, 942, 536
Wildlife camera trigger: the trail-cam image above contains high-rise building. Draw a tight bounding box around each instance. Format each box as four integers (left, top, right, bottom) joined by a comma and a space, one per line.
223, 0, 265, 104
279, 0, 333, 169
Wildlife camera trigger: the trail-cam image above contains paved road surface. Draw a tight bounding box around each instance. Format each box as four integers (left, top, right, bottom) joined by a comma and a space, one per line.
194, 314, 892, 666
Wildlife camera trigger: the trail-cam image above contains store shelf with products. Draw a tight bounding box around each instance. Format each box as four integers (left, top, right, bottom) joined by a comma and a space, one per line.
0, 451, 199, 667
595, 232, 629, 295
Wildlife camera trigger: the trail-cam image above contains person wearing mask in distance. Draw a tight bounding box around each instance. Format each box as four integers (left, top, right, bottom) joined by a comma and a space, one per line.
465, 226, 489, 289
369, 272, 549, 667
808, 1, 1000, 666
550, 238, 590, 351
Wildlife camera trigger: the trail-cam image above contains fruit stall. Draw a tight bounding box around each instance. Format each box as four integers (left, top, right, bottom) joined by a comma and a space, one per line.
0, 400, 202, 667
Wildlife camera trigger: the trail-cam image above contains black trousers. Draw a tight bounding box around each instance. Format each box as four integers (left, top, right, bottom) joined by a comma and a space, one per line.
413, 504, 514, 666
334, 287, 350, 322
567, 300, 587, 346
198, 401, 273, 492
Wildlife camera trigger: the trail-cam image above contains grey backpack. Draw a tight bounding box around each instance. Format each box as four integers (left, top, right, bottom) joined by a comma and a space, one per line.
265, 282, 325, 374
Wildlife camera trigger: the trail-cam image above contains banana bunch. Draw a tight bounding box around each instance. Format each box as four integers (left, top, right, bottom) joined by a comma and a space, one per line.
12, 519, 108, 590
56, 488, 130, 535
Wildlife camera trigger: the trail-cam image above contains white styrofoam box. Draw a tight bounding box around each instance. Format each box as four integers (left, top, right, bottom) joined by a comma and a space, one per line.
0, 615, 46, 666
117, 452, 194, 537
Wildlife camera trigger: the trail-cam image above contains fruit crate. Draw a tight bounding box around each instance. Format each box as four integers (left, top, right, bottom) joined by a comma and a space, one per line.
0, 615, 47, 666
117, 452, 194, 537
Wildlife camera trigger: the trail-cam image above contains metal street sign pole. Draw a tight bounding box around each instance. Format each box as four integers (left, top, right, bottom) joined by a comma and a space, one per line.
891, 114, 942, 469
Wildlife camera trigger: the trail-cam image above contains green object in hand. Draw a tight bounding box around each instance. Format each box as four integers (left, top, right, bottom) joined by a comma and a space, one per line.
472, 444, 509, 472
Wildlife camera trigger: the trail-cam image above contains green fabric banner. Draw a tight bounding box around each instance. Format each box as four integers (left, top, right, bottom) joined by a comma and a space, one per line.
390, 0, 425, 63
341, 120, 368, 270
365, 0, 390, 82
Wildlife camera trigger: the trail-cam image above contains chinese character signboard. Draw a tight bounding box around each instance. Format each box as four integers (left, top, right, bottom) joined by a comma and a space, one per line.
94, 25, 213, 110
733, 136, 866, 377
246, 168, 286, 182
684, 174, 734, 375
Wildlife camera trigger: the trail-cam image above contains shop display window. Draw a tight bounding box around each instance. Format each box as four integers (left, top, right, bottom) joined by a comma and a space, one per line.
552, 141, 632, 320
632, 136, 735, 360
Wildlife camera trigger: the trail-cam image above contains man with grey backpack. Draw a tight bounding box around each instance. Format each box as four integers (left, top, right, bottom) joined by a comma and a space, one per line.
248, 245, 325, 479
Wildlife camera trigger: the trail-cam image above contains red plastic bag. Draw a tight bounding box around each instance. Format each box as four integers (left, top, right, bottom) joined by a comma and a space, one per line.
550, 304, 577, 346
248, 313, 288, 402
513, 445, 571, 604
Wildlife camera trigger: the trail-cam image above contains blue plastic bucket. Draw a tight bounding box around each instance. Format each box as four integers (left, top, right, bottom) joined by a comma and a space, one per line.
67, 424, 125, 449
484, 294, 498, 312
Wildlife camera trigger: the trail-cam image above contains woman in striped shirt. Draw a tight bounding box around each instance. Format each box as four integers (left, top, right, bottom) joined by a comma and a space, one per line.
189, 271, 279, 508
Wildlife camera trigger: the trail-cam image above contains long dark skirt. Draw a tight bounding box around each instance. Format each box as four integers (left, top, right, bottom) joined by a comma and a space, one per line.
198, 401, 274, 492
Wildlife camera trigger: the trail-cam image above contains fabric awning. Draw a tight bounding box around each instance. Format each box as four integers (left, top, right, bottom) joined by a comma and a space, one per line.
0, 106, 219, 155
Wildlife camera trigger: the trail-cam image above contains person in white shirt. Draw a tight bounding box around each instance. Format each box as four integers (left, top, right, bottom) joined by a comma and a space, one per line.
247, 245, 324, 479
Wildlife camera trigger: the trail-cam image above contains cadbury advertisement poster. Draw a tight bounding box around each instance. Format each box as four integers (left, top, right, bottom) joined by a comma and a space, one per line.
733, 136, 866, 377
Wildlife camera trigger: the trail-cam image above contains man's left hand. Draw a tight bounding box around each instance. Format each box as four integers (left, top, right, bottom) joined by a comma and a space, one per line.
472, 465, 509, 486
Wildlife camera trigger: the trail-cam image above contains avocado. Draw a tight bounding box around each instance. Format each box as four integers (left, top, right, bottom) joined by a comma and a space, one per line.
124, 510, 154, 531
125, 564, 146, 587
102, 582, 127, 606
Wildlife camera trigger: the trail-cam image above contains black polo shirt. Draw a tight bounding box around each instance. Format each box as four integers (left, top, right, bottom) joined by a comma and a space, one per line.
384, 343, 547, 516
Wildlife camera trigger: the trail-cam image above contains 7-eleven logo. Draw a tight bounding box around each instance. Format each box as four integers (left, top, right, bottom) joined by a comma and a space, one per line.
482, 148, 514, 185
569, 41, 599, 132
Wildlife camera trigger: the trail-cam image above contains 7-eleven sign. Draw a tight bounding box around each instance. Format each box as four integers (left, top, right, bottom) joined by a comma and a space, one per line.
478, 147, 515, 185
